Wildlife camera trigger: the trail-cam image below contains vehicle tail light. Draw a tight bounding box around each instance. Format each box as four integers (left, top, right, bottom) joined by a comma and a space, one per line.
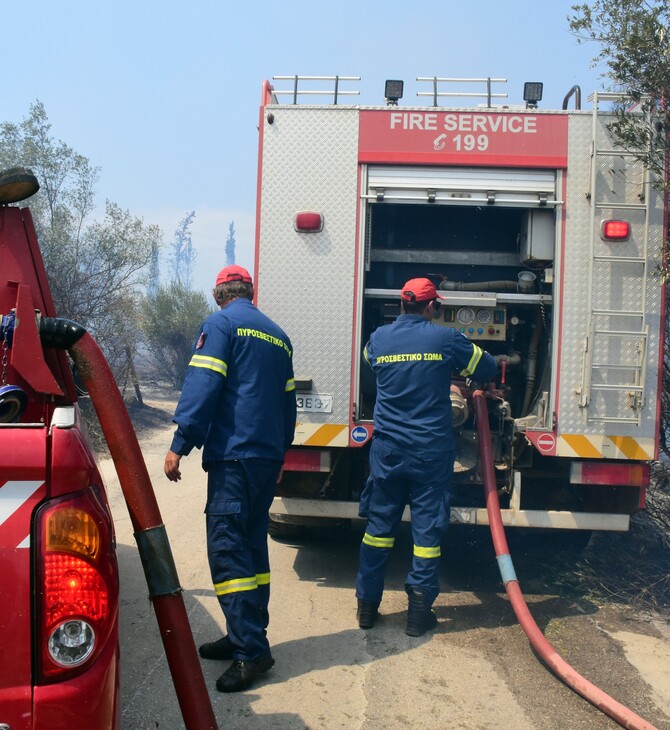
34, 486, 119, 683
283, 448, 331, 473
601, 219, 630, 240
570, 461, 649, 487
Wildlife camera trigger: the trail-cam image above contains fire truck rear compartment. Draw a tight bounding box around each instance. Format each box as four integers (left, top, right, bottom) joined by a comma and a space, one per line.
276, 181, 645, 524
278, 186, 644, 522
359, 199, 553, 427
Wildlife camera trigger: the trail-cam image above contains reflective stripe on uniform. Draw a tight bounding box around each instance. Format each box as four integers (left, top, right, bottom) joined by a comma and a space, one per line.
413, 544, 441, 559
460, 344, 483, 377
189, 353, 228, 376
363, 346, 370, 364
256, 572, 271, 586
363, 533, 395, 549
214, 575, 257, 595
285, 378, 295, 392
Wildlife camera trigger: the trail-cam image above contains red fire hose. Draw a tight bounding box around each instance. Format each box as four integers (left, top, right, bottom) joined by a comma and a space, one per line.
67, 330, 218, 730
473, 389, 657, 730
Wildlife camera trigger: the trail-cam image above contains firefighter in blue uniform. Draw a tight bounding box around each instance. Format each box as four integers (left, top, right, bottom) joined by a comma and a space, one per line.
355, 277, 497, 636
164, 265, 296, 692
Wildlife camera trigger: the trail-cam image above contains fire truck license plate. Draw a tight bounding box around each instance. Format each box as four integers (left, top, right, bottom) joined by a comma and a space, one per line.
296, 394, 333, 413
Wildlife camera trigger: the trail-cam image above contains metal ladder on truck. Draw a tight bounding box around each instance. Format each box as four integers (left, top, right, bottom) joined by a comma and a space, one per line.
579, 92, 652, 425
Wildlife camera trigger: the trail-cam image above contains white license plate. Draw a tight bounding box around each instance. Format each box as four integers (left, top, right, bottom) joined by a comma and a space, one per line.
296, 393, 333, 413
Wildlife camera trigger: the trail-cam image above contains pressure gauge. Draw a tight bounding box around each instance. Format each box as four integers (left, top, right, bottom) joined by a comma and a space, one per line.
476, 309, 492, 324
456, 307, 475, 325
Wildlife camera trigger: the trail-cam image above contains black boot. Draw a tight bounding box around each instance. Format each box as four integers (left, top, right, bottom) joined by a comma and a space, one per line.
356, 599, 379, 629
199, 635, 234, 660
406, 588, 437, 637
216, 653, 275, 693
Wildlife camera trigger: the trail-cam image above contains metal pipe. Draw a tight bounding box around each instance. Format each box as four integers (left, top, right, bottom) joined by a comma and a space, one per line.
521, 308, 543, 416
562, 85, 582, 110
65, 328, 218, 730
473, 389, 657, 730
439, 280, 519, 292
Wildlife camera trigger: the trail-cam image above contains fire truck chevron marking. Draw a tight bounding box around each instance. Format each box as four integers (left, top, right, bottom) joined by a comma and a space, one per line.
607, 436, 650, 460
557, 435, 654, 460
297, 423, 348, 447
0, 480, 45, 549
559, 434, 602, 459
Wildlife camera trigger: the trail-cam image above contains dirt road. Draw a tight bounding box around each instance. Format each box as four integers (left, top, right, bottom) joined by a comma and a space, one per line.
100, 399, 670, 730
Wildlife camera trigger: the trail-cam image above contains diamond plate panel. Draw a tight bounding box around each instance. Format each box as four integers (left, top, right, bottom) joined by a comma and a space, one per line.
256, 107, 360, 425
558, 112, 663, 437
594, 153, 647, 206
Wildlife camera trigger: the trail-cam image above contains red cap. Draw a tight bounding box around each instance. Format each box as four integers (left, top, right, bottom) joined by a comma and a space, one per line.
400, 278, 445, 303
215, 265, 253, 286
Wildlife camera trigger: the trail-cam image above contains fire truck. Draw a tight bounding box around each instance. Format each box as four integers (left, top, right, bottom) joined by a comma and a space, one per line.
0, 169, 119, 729
254, 75, 666, 535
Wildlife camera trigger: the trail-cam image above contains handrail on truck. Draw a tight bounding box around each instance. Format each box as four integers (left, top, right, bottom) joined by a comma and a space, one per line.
272, 75, 360, 104
416, 76, 508, 107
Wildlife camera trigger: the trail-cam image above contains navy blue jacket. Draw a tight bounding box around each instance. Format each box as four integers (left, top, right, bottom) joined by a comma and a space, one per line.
170, 298, 296, 463
364, 314, 497, 455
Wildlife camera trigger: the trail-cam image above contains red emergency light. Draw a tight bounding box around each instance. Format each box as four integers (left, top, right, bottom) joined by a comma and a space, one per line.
601, 219, 630, 241
295, 211, 324, 232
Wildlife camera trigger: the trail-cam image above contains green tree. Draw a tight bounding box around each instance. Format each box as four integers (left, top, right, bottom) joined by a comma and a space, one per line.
141, 282, 213, 389
569, 1, 670, 201
148, 239, 161, 298
0, 101, 162, 382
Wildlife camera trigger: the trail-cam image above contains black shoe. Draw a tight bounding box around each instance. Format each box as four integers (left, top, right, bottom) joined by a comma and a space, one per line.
357, 599, 379, 629
406, 589, 437, 637
216, 654, 275, 693
199, 635, 234, 660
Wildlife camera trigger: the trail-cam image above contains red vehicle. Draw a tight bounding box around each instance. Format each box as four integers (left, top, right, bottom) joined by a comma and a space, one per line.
256, 76, 665, 536
0, 170, 120, 730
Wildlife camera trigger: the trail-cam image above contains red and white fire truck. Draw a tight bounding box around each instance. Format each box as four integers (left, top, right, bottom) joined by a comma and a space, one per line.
254, 76, 666, 534
0, 170, 119, 729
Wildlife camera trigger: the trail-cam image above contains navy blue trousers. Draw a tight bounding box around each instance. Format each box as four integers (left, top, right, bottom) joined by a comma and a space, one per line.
205, 458, 281, 661
356, 437, 455, 606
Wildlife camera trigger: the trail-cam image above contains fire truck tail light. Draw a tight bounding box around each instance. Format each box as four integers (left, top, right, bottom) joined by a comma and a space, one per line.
295, 211, 324, 232
283, 448, 331, 473
601, 219, 630, 241
35, 487, 119, 683
570, 461, 649, 487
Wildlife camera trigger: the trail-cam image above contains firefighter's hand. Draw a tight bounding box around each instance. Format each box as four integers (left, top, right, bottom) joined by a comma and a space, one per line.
164, 450, 182, 482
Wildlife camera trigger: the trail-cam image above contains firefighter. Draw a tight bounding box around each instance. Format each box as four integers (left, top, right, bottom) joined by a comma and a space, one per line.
355, 277, 497, 636
164, 265, 296, 693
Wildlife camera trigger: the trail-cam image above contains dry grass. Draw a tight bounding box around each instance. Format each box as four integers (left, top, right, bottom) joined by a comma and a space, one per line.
552, 468, 670, 614
79, 385, 177, 459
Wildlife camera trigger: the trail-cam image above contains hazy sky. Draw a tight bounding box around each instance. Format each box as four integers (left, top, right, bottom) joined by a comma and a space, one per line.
6, 1, 604, 293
